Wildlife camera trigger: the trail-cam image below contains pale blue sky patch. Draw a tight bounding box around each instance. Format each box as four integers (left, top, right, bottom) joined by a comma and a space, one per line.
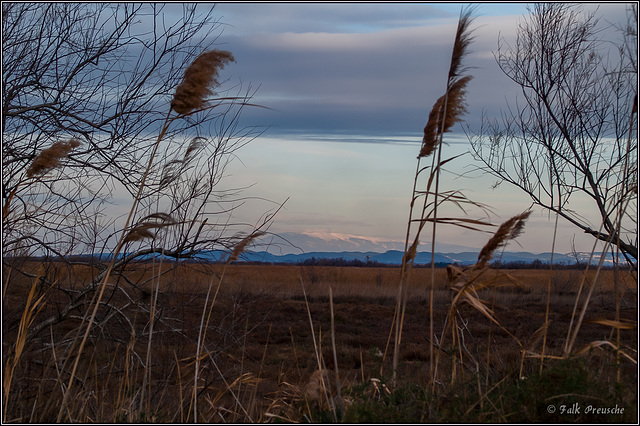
162, 3, 634, 255
220, 130, 607, 254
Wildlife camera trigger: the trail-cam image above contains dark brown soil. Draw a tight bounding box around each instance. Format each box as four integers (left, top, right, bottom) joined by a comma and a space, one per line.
3, 263, 636, 422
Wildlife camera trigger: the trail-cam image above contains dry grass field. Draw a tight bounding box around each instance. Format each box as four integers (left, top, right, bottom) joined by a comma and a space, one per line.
2, 260, 637, 423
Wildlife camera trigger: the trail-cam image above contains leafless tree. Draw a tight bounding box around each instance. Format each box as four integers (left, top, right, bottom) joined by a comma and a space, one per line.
2, 0, 273, 380
2, 3, 267, 269
469, 4, 637, 263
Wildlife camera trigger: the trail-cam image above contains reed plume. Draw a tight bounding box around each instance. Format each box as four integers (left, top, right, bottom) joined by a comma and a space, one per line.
476, 210, 531, 268
26, 138, 81, 178
402, 239, 418, 264
227, 231, 266, 263
159, 137, 206, 188
447, 9, 475, 80
122, 213, 176, 243
420, 76, 472, 157
418, 7, 475, 159
171, 50, 235, 115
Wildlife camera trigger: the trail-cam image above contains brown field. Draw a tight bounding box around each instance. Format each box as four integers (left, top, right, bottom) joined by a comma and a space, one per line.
3, 261, 637, 423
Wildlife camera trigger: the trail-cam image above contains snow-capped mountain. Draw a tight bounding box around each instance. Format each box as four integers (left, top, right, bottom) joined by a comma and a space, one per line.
193, 232, 619, 266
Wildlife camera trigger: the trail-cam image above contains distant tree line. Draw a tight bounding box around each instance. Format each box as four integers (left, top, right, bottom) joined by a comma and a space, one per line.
8, 254, 618, 270
489, 260, 618, 270
297, 257, 394, 268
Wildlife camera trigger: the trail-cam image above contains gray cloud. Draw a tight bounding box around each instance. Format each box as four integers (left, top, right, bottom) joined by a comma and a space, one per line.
215, 3, 455, 35
212, 3, 631, 139
215, 8, 514, 136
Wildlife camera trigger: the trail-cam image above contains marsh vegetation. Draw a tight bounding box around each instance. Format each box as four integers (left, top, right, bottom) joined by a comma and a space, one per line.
3, 3, 636, 423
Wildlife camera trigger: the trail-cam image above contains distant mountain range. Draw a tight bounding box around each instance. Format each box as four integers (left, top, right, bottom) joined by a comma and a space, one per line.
41, 248, 617, 266
50, 231, 620, 266
198, 249, 615, 266
237, 231, 616, 266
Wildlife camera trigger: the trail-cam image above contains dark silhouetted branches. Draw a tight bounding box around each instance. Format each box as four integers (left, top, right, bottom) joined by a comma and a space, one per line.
469, 3, 637, 262
2, 5, 275, 422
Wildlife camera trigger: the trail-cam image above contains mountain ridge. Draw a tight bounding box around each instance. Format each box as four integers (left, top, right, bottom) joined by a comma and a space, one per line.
46, 248, 617, 266
199, 249, 615, 266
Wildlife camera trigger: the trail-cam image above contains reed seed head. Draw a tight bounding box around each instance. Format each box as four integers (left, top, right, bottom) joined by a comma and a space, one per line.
227, 231, 266, 263
419, 76, 472, 158
122, 226, 155, 243
123, 213, 176, 243
448, 7, 476, 80
159, 137, 206, 188
476, 210, 531, 267
419, 95, 445, 158
171, 50, 235, 115
418, 7, 475, 159
402, 239, 419, 264
26, 139, 81, 178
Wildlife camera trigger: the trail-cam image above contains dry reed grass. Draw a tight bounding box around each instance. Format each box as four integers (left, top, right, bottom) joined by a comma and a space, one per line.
393, 6, 481, 386
4, 8, 637, 421
45, 48, 244, 422
431, 212, 532, 384
25, 139, 81, 178
192, 229, 265, 422
420, 76, 473, 158
3, 259, 636, 422
171, 50, 235, 115
2, 275, 51, 422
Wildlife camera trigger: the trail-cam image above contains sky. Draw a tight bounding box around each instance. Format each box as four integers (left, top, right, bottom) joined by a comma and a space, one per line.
169, 2, 633, 255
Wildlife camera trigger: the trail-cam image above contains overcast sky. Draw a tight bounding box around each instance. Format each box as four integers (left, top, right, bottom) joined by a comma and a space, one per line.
189, 2, 633, 254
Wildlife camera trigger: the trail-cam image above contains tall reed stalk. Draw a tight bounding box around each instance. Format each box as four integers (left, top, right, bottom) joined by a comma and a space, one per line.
56, 49, 235, 422
299, 275, 337, 421
392, 6, 478, 385
192, 230, 263, 422
140, 247, 164, 415
329, 287, 343, 414
3, 276, 52, 422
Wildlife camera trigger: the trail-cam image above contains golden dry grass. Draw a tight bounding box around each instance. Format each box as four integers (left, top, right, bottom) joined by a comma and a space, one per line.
2, 260, 636, 422
16, 259, 635, 299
